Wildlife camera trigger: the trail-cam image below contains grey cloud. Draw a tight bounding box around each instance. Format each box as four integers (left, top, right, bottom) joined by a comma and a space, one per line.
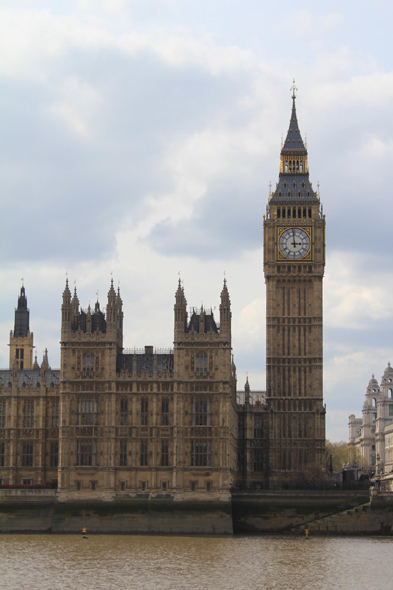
0, 48, 254, 266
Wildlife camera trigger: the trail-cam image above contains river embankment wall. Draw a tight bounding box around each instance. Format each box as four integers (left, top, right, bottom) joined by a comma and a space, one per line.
2, 489, 391, 535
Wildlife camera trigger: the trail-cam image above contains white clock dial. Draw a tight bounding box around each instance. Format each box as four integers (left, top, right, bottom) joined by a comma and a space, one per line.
279, 228, 310, 260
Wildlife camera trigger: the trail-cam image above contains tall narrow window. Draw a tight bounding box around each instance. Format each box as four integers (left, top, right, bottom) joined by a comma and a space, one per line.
191, 399, 212, 426
161, 441, 169, 466
76, 439, 97, 466
196, 352, 208, 376
50, 441, 58, 467
253, 449, 264, 472
140, 440, 148, 466
254, 416, 263, 438
0, 442, 5, 467
22, 442, 34, 467
23, 401, 34, 428
77, 398, 97, 426
141, 399, 148, 425
161, 398, 169, 426
120, 440, 127, 466
83, 352, 94, 374
191, 440, 211, 467
120, 398, 128, 425
0, 401, 5, 428
52, 401, 59, 428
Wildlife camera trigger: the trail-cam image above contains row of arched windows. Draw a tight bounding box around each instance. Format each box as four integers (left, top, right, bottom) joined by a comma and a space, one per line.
284, 160, 304, 173
277, 207, 311, 219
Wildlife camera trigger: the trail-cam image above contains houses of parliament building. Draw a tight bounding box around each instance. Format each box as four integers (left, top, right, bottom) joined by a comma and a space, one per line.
0, 91, 326, 499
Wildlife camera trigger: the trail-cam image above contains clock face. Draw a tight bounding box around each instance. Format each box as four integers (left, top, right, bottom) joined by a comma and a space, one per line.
279, 228, 311, 260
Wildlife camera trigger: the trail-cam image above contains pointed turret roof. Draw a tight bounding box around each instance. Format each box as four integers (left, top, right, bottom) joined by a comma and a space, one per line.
281, 90, 306, 153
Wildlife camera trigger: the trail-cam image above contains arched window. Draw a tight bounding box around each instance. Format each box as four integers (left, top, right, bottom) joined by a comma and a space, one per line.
282, 208, 286, 219
83, 353, 94, 374
293, 207, 296, 218
300, 161, 303, 172
285, 161, 288, 173
303, 207, 306, 218
277, 208, 281, 218
287, 207, 291, 218
308, 208, 312, 218
389, 388, 393, 399
298, 207, 301, 218
196, 352, 208, 376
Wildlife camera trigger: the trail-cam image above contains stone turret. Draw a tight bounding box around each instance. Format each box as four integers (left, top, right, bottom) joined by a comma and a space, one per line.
9, 285, 34, 370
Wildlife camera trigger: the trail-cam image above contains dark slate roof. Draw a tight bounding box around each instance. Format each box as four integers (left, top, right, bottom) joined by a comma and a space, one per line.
282, 98, 306, 153
0, 369, 60, 389
186, 311, 218, 334
270, 173, 318, 203
117, 352, 174, 375
71, 302, 106, 333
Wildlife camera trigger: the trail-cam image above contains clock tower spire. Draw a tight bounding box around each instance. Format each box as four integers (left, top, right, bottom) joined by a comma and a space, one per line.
264, 85, 326, 485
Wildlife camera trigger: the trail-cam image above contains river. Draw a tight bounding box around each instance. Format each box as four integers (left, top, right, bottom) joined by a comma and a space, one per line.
1, 534, 391, 589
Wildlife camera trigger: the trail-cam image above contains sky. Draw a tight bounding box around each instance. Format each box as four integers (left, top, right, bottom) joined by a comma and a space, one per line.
1, 0, 393, 442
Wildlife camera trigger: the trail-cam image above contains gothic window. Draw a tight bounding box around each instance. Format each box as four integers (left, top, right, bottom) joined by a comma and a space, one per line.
141, 399, 148, 425
389, 389, 393, 399
293, 207, 296, 218
298, 191, 301, 198
50, 441, 58, 467
161, 398, 169, 426
237, 448, 244, 472
282, 208, 286, 219
302, 181, 305, 188
52, 401, 59, 428
287, 207, 291, 218
0, 442, 4, 467
292, 182, 296, 188
298, 207, 301, 218
120, 440, 127, 466
82, 353, 94, 374
191, 399, 212, 426
296, 161, 299, 172
238, 414, 244, 439
277, 208, 281, 218
300, 162, 303, 172
283, 181, 287, 188
287, 191, 291, 198
161, 441, 169, 466
303, 207, 306, 218
308, 207, 311, 218
23, 401, 34, 428
191, 440, 211, 467
0, 401, 5, 428
140, 440, 148, 466
120, 398, 128, 425
196, 352, 207, 376
254, 416, 263, 438
285, 161, 288, 173
253, 449, 264, 472
76, 439, 97, 466
22, 442, 34, 467
77, 398, 97, 426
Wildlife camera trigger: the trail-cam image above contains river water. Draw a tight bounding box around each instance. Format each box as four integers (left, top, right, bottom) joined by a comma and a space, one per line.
1, 534, 391, 590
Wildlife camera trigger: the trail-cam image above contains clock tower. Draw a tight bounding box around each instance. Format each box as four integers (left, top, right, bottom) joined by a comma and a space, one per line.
264, 85, 326, 483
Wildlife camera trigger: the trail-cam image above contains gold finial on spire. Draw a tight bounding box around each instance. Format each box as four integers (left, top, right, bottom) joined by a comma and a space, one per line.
96, 290, 99, 301
291, 79, 298, 100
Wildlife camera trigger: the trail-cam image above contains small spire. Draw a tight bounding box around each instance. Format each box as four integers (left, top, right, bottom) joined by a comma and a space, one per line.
291, 78, 298, 106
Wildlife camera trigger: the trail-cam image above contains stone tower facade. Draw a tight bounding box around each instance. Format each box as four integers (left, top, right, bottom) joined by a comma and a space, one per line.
53, 277, 237, 499
9, 286, 34, 370
263, 87, 326, 482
